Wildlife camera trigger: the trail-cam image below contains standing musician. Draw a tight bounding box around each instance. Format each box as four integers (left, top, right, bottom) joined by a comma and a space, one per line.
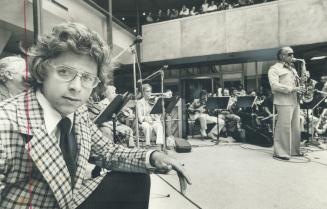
189, 90, 225, 139
137, 83, 164, 146
268, 46, 307, 160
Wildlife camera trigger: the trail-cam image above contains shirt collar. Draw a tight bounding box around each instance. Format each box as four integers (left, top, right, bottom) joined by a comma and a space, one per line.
36, 89, 74, 135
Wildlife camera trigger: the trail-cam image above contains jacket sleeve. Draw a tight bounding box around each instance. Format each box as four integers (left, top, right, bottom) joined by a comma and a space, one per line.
268, 67, 294, 94
0, 127, 8, 201
88, 119, 148, 174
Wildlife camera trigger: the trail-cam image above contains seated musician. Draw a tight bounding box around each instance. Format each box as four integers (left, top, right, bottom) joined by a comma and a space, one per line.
137, 83, 164, 146
235, 84, 246, 96
218, 88, 242, 138
260, 90, 274, 132
299, 108, 318, 134
189, 90, 225, 139
94, 85, 135, 148
315, 109, 327, 135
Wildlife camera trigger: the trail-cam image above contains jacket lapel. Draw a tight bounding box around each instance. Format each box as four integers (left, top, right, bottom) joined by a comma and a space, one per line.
17, 90, 73, 209
72, 106, 91, 192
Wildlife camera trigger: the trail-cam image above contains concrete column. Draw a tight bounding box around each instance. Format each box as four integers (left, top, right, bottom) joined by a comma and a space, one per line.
107, 0, 113, 50
0, 28, 12, 54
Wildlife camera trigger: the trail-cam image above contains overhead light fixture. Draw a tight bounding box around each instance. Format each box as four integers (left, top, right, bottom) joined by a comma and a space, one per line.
310, 56, 327, 60
142, 12, 146, 16
122, 17, 125, 21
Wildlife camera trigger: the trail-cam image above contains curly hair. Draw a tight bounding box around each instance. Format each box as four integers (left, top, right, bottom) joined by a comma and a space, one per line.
0, 56, 26, 83
27, 22, 112, 88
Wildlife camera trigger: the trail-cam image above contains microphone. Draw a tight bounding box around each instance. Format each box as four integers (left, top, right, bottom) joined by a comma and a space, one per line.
292, 58, 306, 63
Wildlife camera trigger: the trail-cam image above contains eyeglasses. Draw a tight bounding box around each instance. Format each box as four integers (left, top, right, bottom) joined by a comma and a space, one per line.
46, 62, 100, 89
287, 53, 294, 57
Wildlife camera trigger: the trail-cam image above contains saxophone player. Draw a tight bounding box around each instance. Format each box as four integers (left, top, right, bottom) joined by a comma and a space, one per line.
268, 46, 306, 160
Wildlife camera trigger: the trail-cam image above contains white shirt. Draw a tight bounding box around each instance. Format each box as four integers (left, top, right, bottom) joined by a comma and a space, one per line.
36, 90, 74, 143
37, 90, 156, 168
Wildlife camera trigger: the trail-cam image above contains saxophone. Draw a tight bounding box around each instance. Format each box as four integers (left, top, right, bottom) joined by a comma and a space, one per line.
316, 109, 327, 135
297, 59, 316, 103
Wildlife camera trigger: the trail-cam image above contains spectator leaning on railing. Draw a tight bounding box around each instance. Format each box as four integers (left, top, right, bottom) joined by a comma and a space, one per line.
179, 5, 190, 17
201, 0, 209, 13
190, 6, 199, 16
207, 1, 218, 12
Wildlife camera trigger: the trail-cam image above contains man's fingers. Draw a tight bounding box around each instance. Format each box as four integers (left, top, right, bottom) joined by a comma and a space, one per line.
172, 162, 192, 185
178, 172, 187, 194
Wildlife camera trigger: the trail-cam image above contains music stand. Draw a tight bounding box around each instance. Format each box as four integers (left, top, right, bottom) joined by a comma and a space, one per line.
206, 96, 230, 144
150, 96, 180, 115
236, 96, 256, 109
94, 94, 130, 143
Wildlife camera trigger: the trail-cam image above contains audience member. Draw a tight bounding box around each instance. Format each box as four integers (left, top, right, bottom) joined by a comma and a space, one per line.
156, 9, 163, 22
145, 12, 154, 23
0, 56, 28, 101
207, 1, 218, 12
218, 0, 233, 10
179, 5, 190, 17
170, 9, 179, 19
165, 8, 172, 20
201, 0, 209, 13
190, 6, 199, 16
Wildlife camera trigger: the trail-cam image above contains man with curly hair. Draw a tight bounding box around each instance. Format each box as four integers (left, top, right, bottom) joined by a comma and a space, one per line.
0, 22, 191, 209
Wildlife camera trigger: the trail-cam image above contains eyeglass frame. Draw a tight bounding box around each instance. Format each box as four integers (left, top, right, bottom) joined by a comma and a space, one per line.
286, 52, 294, 57
45, 62, 101, 89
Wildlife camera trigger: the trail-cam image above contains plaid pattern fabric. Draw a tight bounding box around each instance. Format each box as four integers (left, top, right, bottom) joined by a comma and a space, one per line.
0, 90, 149, 209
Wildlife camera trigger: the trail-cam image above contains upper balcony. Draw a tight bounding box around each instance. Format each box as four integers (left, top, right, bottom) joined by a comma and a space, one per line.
141, 0, 327, 65
0, 0, 134, 64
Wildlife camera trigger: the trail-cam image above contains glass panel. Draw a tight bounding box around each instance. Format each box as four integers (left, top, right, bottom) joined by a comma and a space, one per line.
244, 62, 256, 93
257, 60, 277, 93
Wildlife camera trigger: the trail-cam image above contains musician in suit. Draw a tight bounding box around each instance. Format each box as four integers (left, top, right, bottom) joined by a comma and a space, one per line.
137, 83, 164, 146
0, 22, 191, 209
268, 46, 306, 160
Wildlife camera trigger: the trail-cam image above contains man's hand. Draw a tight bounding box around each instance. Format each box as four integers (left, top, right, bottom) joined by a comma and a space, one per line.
150, 151, 192, 194
293, 85, 306, 93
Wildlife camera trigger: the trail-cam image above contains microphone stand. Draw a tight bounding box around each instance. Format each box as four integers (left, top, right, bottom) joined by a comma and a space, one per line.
160, 70, 167, 153
131, 48, 141, 148
111, 37, 142, 147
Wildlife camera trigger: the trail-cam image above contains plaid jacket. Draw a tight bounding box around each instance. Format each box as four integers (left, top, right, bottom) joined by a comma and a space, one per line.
0, 90, 148, 209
